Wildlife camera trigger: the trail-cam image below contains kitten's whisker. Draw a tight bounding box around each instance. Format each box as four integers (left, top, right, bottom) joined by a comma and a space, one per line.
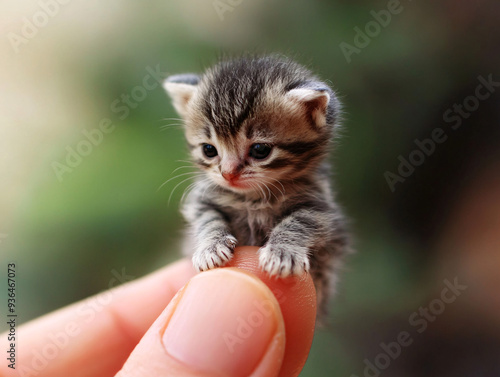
176, 159, 195, 165
262, 181, 272, 202
264, 177, 285, 199
201, 182, 211, 199
267, 177, 286, 195
269, 177, 286, 195
261, 180, 277, 203
262, 178, 285, 200
248, 182, 262, 200
171, 165, 197, 174
181, 178, 210, 204
157, 172, 203, 192
160, 127, 183, 133
180, 180, 200, 204
253, 180, 268, 202
160, 124, 184, 131
202, 181, 216, 200
160, 117, 184, 122
249, 181, 261, 199
168, 175, 203, 206
160, 123, 184, 127
253, 177, 278, 202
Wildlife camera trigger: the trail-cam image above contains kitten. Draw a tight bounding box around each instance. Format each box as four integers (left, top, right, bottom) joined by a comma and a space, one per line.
163, 55, 350, 316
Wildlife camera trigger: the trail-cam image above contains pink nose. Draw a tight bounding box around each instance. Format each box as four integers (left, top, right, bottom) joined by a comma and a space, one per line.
222, 171, 240, 182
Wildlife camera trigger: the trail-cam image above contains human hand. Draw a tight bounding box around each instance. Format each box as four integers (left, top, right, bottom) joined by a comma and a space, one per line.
0, 246, 317, 377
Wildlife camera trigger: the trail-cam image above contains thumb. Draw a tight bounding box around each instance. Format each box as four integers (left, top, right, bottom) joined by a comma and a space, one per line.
116, 268, 286, 377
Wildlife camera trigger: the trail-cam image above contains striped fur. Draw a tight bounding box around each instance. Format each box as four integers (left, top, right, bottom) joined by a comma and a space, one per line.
164, 55, 350, 317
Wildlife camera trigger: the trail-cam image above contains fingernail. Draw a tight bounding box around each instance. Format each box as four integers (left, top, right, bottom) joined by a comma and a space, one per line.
162, 269, 280, 376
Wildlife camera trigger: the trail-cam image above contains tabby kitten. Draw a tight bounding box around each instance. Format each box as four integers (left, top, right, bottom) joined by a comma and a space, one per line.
163, 55, 349, 316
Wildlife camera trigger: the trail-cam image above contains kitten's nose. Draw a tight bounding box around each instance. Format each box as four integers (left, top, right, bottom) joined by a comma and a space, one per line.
221, 171, 240, 183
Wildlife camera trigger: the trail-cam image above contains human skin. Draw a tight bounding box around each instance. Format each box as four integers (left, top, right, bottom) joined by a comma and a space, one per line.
0, 246, 317, 377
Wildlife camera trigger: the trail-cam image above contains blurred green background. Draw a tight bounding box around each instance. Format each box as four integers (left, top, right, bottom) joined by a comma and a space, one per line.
1, 0, 500, 375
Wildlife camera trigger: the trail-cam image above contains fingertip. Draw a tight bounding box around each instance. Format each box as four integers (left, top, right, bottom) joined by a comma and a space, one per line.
118, 268, 286, 377
225, 247, 317, 377
162, 269, 285, 376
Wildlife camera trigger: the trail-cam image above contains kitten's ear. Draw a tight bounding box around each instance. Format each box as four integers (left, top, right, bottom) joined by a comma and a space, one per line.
286, 85, 331, 128
163, 74, 200, 118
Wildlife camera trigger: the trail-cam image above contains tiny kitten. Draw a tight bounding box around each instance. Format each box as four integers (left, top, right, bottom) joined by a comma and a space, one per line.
163, 55, 350, 317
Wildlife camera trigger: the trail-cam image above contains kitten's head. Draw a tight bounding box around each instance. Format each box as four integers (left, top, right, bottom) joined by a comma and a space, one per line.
163, 55, 340, 195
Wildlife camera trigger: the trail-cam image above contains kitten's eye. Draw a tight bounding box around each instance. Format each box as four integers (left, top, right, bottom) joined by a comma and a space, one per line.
249, 143, 272, 159
202, 144, 218, 158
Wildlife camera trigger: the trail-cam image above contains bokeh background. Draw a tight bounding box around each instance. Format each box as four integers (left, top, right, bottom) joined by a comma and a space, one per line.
1, 0, 500, 375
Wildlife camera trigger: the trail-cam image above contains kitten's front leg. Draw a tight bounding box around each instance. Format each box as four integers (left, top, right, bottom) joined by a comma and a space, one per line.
259, 208, 329, 277
187, 206, 237, 272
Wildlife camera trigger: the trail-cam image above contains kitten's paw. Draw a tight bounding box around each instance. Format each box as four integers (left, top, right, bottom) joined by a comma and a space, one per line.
258, 244, 310, 277
192, 235, 237, 272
